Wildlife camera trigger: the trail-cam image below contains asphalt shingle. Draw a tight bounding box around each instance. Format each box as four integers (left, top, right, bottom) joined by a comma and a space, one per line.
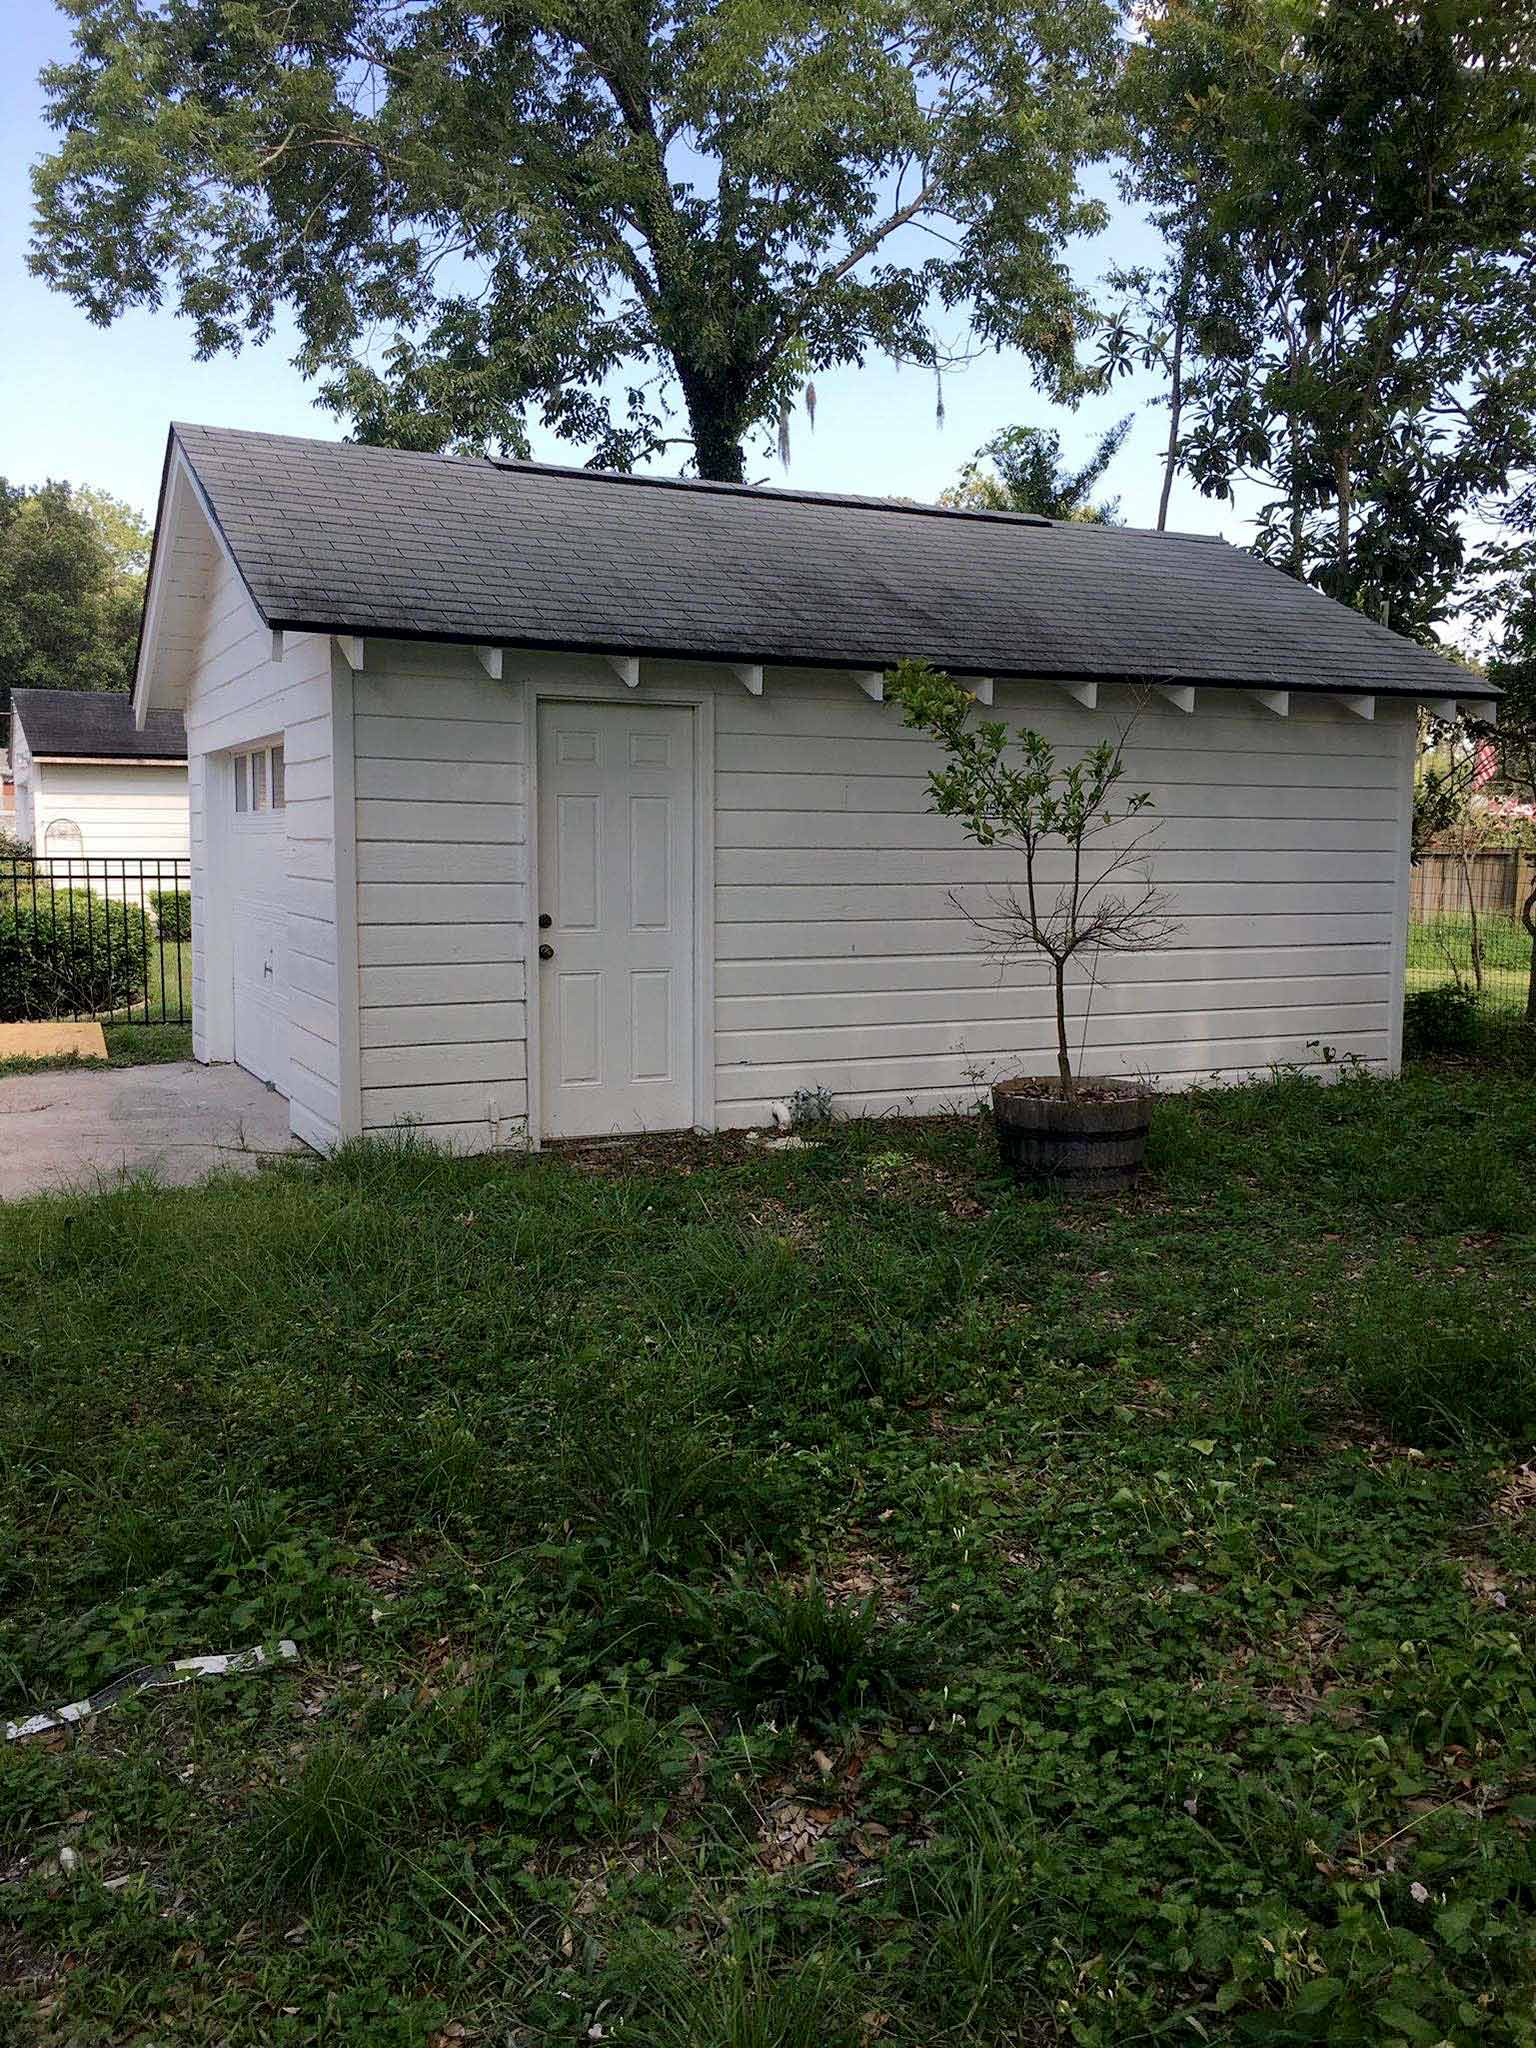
12, 689, 187, 761
171, 422, 1494, 702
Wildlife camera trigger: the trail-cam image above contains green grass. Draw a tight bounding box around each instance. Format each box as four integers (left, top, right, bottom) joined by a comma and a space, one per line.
1407, 912, 1532, 1018
0, 1023, 193, 1078
3, 1051, 1536, 2044
109, 938, 193, 1026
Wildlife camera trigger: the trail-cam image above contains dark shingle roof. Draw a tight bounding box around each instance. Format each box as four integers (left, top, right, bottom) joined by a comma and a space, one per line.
13, 689, 187, 761
171, 421, 1493, 702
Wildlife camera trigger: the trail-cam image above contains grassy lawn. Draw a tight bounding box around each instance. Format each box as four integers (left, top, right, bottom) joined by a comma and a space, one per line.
0, 1024, 193, 1079
1408, 915, 1532, 1021
3, 1048, 1536, 2044
109, 939, 194, 1027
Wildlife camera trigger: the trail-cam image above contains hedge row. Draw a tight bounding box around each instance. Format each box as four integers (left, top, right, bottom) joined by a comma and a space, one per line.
0, 889, 155, 1023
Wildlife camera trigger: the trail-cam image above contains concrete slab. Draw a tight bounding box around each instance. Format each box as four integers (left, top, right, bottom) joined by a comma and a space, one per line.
0, 1020, 108, 1062
0, 1060, 303, 1201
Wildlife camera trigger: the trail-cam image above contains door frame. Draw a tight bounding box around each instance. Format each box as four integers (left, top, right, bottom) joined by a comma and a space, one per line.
525, 677, 715, 1148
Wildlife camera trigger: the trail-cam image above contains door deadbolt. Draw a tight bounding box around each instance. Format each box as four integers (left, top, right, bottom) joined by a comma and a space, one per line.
538, 913, 552, 928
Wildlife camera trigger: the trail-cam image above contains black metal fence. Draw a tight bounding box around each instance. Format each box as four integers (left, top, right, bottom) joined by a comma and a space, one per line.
1, 856, 192, 1028
1408, 850, 1534, 1024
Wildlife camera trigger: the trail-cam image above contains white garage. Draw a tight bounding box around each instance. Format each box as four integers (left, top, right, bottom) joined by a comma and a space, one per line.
132, 421, 1495, 1156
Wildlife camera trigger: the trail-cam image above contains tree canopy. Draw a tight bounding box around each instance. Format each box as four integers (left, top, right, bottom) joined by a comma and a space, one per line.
941, 416, 1131, 521
1101, 0, 1536, 639
31, 0, 1123, 482
0, 481, 150, 717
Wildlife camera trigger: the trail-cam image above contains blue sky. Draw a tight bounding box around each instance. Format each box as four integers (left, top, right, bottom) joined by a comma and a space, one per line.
3, 0, 1256, 541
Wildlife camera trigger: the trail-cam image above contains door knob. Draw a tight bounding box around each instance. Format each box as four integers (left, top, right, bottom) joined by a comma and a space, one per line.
539, 943, 555, 960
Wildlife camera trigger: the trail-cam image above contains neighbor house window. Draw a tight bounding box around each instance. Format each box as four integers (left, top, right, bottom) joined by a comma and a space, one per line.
232, 745, 285, 814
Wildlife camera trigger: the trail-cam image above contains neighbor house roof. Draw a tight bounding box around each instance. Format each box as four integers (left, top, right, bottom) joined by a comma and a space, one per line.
13, 688, 187, 761
166, 421, 1495, 703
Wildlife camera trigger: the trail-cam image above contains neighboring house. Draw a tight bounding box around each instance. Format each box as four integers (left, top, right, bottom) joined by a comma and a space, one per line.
9, 690, 189, 864
133, 421, 1495, 1156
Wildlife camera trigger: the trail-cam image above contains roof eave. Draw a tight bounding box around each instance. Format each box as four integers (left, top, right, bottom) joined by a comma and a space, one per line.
255, 614, 1501, 702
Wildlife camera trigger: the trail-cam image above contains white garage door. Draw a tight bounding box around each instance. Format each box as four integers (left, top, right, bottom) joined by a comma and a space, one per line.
227, 744, 289, 1091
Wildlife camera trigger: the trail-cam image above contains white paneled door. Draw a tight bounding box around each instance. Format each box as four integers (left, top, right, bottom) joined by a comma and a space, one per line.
230, 810, 289, 1091
536, 699, 696, 1138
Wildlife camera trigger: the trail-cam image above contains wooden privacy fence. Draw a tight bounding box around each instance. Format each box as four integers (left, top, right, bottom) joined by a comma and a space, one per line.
1410, 848, 1530, 921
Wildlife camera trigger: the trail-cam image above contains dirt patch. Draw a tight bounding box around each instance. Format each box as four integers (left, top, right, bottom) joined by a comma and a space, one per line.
542, 1129, 761, 1177
825, 1542, 918, 1618
1258, 1609, 1360, 1726
1493, 1464, 1536, 1521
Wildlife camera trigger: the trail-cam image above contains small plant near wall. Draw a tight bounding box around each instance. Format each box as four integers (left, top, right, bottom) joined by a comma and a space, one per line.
887, 659, 1179, 1190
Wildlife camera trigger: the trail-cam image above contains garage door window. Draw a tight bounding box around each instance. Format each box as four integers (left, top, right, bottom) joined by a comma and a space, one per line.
232, 744, 285, 816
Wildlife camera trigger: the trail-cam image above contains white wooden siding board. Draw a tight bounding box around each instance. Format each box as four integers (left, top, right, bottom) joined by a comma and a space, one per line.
355, 799, 526, 842
288, 874, 340, 922
286, 947, 338, 1002
713, 1030, 1388, 1104
361, 963, 526, 1006
287, 986, 341, 1050
714, 736, 1397, 787
715, 944, 1389, 998
356, 841, 529, 887
715, 849, 1399, 887
288, 913, 339, 964
717, 975, 1389, 1032
361, 1040, 527, 1088
354, 715, 524, 762
716, 810, 1398, 853
362, 1079, 530, 1129
716, 774, 1402, 819
357, 922, 524, 968
358, 882, 526, 922
715, 882, 1398, 922
717, 913, 1392, 959
356, 757, 525, 803
360, 1001, 525, 1048
288, 836, 340, 884
717, 1001, 1387, 1068
352, 670, 522, 724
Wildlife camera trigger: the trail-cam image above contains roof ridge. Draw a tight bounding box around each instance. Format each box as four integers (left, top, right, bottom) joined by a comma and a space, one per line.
171, 420, 1227, 547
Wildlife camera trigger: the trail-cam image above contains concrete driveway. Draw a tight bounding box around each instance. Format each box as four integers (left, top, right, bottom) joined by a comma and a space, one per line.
0, 1061, 301, 1201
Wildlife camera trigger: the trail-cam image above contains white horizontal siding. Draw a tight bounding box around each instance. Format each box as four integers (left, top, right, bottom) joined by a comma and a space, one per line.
704, 678, 1413, 1126
178, 543, 342, 1150
353, 642, 529, 1147
31, 762, 190, 863
333, 651, 1414, 1150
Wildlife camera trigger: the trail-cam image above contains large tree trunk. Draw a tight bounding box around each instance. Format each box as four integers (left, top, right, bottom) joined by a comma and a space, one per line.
688, 413, 747, 483
1523, 873, 1536, 1023
673, 353, 751, 482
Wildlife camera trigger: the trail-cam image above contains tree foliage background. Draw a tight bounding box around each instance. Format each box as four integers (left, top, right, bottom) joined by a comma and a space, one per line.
0, 482, 150, 719
30, 0, 1122, 483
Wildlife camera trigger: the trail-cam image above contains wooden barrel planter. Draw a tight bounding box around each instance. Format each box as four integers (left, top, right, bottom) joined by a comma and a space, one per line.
992, 1078, 1154, 1194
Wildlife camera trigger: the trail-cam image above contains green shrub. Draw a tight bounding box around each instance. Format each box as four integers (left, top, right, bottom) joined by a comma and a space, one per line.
1403, 984, 1481, 1057
150, 888, 192, 942
0, 887, 151, 1021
